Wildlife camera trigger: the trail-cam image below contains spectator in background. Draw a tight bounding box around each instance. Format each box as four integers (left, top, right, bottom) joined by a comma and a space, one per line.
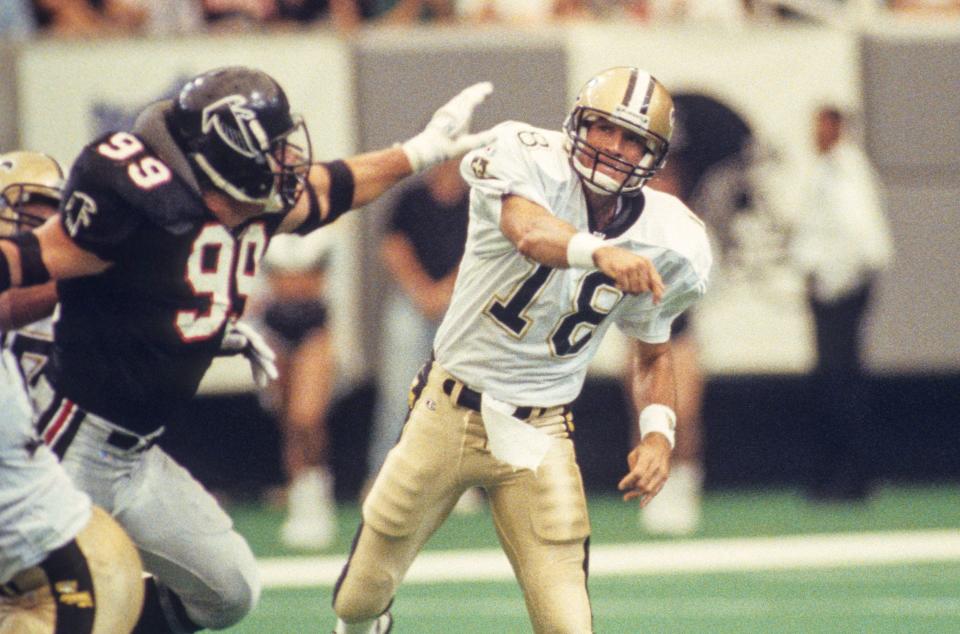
602, 0, 749, 24
107, 0, 206, 35
367, 158, 483, 512
377, 0, 457, 24
790, 105, 893, 502
380, 0, 594, 24
456, 0, 594, 22
271, 0, 380, 30
31, 0, 130, 37
0, 0, 37, 38
889, 0, 960, 16
641, 0, 748, 23
202, 0, 380, 32
257, 233, 339, 549
201, 0, 279, 29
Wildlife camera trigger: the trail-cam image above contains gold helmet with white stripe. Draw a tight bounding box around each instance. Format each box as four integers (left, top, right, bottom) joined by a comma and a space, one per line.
563, 67, 675, 196
0, 151, 64, 237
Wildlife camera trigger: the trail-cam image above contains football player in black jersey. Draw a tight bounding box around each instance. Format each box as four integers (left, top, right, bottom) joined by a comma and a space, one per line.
0, 66, 493, 633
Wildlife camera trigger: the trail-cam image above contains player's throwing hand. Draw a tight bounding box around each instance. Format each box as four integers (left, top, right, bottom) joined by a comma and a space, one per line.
618, 433, 672, 507
594, 246, 665, 302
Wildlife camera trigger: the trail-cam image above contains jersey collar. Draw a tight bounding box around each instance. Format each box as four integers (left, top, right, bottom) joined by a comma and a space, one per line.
588, 190, 645, 239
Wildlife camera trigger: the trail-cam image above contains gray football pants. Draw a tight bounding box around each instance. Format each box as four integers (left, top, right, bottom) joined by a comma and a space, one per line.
58, 411, 260, 630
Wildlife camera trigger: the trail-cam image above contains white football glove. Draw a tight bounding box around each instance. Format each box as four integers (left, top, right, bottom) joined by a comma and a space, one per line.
221, 320, 278, 388
401, 81, 496, 173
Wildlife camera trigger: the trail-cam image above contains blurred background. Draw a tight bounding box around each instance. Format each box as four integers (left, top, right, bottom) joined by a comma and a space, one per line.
2, 0, 958, 526
5, 1, 960, 630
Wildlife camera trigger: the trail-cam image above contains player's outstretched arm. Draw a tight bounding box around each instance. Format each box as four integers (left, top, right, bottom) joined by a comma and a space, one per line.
282, 83, 494, 234
618, 339, 676, 507
0, 215, 110, 295
0, 283, 57, 331
349, 81, 495, 206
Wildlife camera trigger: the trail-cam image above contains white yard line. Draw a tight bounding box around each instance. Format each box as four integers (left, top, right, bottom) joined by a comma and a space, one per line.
258, 529, 960, 589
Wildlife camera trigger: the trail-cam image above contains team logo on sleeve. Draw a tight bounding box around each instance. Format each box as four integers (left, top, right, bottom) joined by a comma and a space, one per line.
63, 191, 98, 237
201, 95, 267, 159
471, 156, 491, 179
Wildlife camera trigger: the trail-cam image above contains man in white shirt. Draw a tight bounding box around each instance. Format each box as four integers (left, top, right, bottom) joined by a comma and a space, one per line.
791, 106, 893, 501
332, 67, 711, 633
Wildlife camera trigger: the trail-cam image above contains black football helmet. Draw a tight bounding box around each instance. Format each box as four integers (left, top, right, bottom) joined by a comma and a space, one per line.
168, 66, 312, 213
0, 151, 63, 237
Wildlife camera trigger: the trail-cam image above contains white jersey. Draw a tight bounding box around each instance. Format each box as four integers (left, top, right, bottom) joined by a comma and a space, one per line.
0, 350, 90, 584
434, 121, 711, 407
1, 315, 56, 416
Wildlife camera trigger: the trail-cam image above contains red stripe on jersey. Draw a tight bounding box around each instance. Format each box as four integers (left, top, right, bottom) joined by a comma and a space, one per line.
43, 400, 75, 446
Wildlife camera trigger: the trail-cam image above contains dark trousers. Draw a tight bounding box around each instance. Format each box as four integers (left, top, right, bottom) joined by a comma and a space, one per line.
805, 279, 877, 499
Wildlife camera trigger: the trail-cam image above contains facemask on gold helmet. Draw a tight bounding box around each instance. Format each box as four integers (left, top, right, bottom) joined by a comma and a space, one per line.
0, 151, 64, 237
563, 67, 674, 197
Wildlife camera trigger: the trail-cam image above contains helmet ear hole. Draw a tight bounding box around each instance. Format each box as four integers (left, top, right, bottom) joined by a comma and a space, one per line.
169, 66, 313, 213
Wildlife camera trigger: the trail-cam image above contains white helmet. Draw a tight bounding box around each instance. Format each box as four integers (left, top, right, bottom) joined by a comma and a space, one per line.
563, 67, 674, 196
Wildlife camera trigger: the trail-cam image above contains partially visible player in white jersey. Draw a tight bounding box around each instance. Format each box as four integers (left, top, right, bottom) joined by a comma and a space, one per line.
0, 151, 143, 634
333, 67, 711, 633
0, 152, 60, 419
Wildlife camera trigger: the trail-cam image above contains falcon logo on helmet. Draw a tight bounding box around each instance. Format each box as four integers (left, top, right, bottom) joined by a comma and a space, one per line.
201, 95, 266, 160
563, 66, 674, 197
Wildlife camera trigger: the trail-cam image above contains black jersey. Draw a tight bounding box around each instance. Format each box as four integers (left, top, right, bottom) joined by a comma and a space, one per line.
51, 130, 292, 433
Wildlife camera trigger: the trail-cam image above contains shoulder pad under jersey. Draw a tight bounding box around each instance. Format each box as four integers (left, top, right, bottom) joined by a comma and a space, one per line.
63, 132, 208, 244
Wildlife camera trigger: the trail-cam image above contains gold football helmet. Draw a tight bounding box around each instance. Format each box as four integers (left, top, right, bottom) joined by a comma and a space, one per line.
563, 67, 674, 196
0, 507, 144, 634
0, 151, 64, 237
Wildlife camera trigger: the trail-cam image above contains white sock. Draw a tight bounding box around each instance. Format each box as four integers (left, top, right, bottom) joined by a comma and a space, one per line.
334, 617, 375, 634
333, 613, 391, 634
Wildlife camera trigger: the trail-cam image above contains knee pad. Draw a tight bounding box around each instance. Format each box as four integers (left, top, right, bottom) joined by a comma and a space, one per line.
188, 549, 260, 630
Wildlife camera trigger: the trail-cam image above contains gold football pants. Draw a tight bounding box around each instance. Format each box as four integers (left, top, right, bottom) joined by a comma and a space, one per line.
334, 363, 592, 633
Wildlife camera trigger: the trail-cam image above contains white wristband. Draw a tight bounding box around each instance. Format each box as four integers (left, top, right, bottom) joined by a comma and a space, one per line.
566, 232, 604, 269
638, 404, 677, 449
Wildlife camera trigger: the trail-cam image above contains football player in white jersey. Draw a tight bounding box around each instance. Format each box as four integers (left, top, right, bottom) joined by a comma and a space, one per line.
0, 152, 61, 414
0, 153, 144, 633
332, 67, 712, 633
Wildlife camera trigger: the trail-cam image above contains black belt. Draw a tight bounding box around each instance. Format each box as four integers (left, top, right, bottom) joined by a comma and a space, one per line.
106, 429, 157, 452
441, 378, 567, 420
